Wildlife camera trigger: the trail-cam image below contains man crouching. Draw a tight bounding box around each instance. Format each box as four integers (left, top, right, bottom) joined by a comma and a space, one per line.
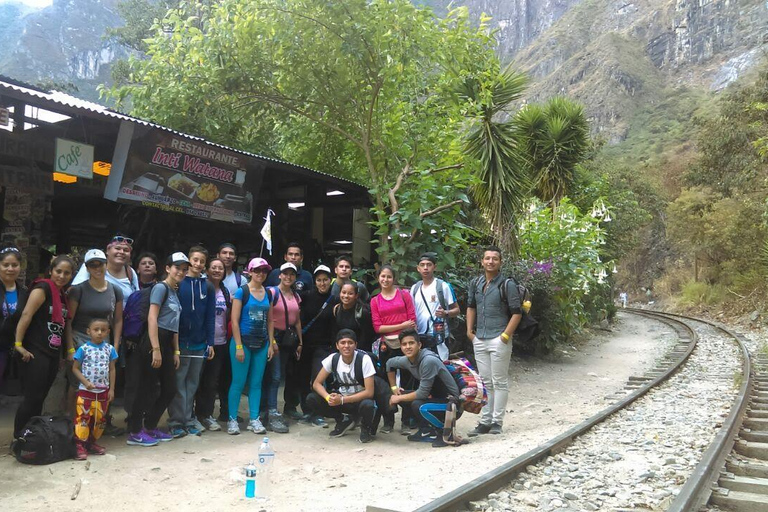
306, 329, 379, 443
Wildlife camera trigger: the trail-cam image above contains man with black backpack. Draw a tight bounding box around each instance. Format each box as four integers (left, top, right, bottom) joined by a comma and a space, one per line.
465, 246, 522, 437
410, 252, 460, 361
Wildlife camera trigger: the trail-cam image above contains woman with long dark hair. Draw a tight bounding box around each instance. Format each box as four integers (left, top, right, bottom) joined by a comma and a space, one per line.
13, 255, 75, 438
0, 247, 27, 393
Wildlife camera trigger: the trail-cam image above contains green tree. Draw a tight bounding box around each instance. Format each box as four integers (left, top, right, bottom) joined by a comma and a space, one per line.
108, 0, 501, 267
516, 97, 590, 208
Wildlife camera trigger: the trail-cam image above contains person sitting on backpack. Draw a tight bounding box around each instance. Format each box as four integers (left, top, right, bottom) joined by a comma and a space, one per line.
305, 329, 380, 443
409, 252, 460, 361
332, 282, 375, 352
465, 246, 521, 437
386, 329, 462, 448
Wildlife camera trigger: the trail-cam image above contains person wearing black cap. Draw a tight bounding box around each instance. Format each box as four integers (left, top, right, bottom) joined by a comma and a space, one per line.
409, 252, 460, 361
296, 265, 338, 427
265, 242, 314, 293
305, 329, 378, 443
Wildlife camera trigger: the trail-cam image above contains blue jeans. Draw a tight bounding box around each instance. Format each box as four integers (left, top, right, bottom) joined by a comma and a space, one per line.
265, 349, 290, 412
228, 339, 269, 421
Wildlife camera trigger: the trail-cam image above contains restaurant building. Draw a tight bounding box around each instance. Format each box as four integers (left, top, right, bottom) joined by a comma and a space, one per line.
0, 75, 372, 278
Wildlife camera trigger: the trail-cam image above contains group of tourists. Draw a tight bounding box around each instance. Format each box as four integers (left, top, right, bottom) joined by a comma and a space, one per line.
2, 236, 522, 458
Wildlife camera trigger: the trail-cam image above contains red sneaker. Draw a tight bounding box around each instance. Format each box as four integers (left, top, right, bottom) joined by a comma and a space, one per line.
87, 441, 106, 455
75, 443, 88, 461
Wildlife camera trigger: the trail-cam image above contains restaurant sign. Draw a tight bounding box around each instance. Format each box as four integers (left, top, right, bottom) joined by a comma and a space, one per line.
55, 138, 94, 179
106, 124, 254, 224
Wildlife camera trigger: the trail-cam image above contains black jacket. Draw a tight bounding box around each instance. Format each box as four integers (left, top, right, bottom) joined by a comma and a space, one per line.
0, 281, 28, 350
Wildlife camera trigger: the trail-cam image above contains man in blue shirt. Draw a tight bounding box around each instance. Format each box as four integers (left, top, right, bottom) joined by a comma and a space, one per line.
265, 242, 313, 294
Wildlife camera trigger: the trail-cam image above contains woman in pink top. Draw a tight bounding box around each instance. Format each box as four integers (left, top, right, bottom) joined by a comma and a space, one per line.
370, 264, 417, 434
265, 262, 303, 433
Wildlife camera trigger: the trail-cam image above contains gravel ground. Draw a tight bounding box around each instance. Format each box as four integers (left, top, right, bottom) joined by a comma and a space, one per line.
461, 317, 742, 512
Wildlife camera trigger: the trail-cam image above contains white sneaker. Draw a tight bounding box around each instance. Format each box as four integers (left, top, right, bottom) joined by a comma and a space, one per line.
227, 419, 240, 435
202, 416, 221, 432
247, 418, 267, 434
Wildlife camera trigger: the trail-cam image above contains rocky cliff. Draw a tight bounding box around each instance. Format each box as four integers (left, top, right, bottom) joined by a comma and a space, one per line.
0, 0, 125, 99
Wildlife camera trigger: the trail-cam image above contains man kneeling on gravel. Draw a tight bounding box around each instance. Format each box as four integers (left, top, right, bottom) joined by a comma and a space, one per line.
306, 329, 379, 443
387, 329, 465, 448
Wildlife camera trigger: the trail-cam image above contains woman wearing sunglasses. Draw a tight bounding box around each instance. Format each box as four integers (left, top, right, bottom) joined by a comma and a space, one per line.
64, 249, 124, 417
72, 235, 139, 306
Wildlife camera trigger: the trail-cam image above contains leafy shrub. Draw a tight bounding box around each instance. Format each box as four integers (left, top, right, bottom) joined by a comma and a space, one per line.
679, 281, 728, 306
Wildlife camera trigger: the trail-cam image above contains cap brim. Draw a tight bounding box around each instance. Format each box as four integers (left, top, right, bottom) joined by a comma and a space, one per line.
86, 258, 107, 263
249, 265, 272, 271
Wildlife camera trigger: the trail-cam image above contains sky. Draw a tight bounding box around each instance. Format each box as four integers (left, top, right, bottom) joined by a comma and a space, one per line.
0, 0, 52, 7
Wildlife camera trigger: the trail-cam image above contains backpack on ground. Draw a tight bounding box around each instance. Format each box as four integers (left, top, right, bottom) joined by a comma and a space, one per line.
13, 416, 76, 465
122, 282, 170, 341
443, 357, 487, 414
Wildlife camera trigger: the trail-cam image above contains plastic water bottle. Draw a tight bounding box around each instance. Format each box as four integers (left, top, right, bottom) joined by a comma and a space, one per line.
244, 462, 256, 498
256, 437, 275, 500
433, 316, 445, 346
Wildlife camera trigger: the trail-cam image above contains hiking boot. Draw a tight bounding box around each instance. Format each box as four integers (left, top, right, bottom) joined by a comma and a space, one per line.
145, 428, 173, 442
247, 419, 267, 434
489, 423, 502, 435
86, 441, 106, 455
267, 414, 289, 434
227, 419, 240, 435
467, 423, 492, 437
201, 416, 221, 432
170, 427, 187, 439
75, 443, 88, 460
359, 428, 374, 444
407, 427, 437, 442
330, 414, 355, 438
311, 416, 329, 428
283, 407, 303, 420
126, 430, 159, 447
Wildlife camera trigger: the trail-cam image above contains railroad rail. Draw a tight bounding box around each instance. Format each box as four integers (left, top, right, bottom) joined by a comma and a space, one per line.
367, 309, 752, 512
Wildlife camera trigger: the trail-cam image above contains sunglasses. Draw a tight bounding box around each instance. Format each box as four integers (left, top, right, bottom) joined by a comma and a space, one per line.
86, 260, 105, 268
249, 268, 269, 274
110, 235, 134, 246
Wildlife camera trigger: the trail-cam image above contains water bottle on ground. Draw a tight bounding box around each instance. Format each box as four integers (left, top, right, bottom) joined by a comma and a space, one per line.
256, 437, 275, 500
244, 461, 256, 499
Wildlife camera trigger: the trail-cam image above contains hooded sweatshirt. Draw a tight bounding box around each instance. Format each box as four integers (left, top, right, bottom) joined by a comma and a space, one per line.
386, 349, 459, 400
178, 274, 216, 351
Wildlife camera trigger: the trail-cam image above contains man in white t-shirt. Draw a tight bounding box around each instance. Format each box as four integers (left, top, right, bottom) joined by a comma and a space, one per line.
305, 329, 377, 443
410, 253, 460, 361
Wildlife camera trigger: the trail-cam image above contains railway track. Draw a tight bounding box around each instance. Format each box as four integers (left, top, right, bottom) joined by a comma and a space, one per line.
368, 309, 752, 512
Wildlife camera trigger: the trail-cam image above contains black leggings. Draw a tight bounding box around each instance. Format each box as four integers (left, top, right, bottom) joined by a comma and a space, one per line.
13, 351, 59, 438
378, 345, 415, 425
127, 329, 178, 433
195, 343, 228, 419
305, 392, 376, 428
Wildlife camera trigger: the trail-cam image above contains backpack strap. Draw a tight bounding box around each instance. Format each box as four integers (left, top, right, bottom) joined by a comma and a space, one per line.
331, 352, 341, 386
239, 283, 251, 308
354, 350, 366, 387
435, 278, 448, 310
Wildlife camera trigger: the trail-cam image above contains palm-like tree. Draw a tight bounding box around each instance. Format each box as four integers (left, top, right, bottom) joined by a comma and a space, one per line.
516, 97, 589, 208
459, 65, 530, 254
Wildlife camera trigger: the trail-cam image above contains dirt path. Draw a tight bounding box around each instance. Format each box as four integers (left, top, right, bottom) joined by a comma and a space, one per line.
0, 312, 675, 511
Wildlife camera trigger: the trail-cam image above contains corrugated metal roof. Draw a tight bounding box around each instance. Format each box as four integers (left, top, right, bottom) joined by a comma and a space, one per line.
0, 75, 366, 190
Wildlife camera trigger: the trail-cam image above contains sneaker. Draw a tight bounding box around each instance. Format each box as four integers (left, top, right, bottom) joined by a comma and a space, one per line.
170, 427, 188, 439
188, 418, 206, 432
379, 422, 394, 434
227, 419, 240, 435
283, 407, 303, 420
103, 423, 125, 437
146, 428, 173, 442
267, 414, 289, 434
467, 423, 492, 437
298, 413, 313, 425
432, 435, 449, 448
311, 416, 329, 428
407, 427, 437, 442
186, 426, 203, 436
75, 443, 88, 460
489, 423, 502, 435
201, 417, 221, 432
359, 428, 374, 444
330, 414, 356, 438
247, 418, 267, 434
86, 441, 106, 455
126, 430, 159, 447
399, 422, 414, 436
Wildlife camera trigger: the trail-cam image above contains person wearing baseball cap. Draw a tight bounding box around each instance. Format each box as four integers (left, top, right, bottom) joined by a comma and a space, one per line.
71, 235, 139, 307
265, 242, 313, 293
65, 248, 126, 418
294, 264, 338, 427
226, 256, 275, 435
409, 252, 460, 361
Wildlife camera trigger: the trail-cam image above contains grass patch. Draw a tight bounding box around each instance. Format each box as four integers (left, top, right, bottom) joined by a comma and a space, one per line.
678, 281, 728, 306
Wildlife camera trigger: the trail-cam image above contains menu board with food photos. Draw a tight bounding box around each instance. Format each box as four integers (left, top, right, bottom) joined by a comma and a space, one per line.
109, 126, 255, 224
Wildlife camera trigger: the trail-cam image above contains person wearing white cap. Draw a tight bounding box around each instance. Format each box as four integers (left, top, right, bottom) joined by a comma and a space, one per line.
126, 252, 188, 447
295, 265, 338, 427
72, 235, 140, 307
65, 249, 125, 417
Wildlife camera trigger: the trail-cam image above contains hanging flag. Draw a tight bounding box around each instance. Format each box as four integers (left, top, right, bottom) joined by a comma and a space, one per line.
260, 209, 275, 255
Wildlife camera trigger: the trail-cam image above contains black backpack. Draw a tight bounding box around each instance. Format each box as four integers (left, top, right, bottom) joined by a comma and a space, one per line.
122, 282, 171, 341
472, 276, 540, 344
13, 416, 76, 465
330, 349, 386, 389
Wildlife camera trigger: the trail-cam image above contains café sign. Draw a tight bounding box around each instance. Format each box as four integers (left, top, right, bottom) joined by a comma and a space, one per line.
55, 138, 94, 179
